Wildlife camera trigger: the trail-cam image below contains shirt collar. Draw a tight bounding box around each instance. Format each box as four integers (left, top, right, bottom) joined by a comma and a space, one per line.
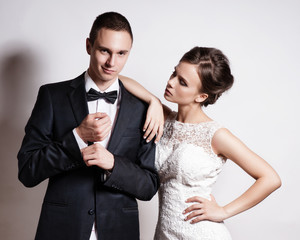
84, 71, 119, 93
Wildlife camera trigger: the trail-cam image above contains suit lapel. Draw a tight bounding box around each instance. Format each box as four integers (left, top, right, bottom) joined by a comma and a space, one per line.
68, 73, 89, 125
107, 80, 136, 152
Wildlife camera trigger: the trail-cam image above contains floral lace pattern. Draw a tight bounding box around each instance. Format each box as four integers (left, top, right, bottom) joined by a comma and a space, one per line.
154, 112, 232, 240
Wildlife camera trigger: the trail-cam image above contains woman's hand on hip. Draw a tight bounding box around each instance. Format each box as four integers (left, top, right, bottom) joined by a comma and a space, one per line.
183, 195, 228, 223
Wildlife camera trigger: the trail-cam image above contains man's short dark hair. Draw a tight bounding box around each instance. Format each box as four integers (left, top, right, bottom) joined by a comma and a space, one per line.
89, 12, 133, 45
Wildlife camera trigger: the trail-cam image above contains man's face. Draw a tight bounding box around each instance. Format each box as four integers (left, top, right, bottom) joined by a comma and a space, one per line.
86, 28, 132, 90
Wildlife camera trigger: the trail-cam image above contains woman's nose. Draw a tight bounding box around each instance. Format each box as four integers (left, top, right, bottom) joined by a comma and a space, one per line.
168, 77, 175, 88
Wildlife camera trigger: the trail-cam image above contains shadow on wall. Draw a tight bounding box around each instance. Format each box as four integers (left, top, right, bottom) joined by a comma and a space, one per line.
0, 43, 47, 240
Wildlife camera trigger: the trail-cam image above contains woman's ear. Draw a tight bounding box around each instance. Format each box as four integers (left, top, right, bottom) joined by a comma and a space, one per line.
195, 93, 208, 103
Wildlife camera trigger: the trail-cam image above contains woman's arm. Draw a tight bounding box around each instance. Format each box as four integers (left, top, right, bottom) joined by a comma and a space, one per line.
184, 128, 281, 223
119, 75, 171, 143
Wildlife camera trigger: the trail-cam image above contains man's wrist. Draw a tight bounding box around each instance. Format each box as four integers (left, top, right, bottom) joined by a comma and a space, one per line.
72, 128, 88, 149
75, 127, 83, 140
108, 153, 115, 171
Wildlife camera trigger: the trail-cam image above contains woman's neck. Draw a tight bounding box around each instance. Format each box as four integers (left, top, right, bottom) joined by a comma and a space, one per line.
177, 104, 212, 123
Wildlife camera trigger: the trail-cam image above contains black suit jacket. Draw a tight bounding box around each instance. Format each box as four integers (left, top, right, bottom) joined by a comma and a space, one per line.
17, 73, 159, 240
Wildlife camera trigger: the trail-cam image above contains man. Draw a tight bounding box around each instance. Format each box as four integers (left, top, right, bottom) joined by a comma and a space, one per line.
18, 12, 159, 240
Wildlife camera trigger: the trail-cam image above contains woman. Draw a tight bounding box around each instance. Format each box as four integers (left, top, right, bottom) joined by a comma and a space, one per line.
120, 47, 281, 239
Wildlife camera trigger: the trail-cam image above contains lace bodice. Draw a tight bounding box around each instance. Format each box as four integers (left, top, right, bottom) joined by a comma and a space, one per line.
154, 112, 231, 240
159, 111, 226, 161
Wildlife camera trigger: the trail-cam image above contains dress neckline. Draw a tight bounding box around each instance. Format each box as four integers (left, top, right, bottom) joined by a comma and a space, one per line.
170, 112, 214, 126
174, 119, 215, 126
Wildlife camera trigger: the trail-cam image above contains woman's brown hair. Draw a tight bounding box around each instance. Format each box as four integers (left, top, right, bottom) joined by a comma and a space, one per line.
180, 47, 234, 107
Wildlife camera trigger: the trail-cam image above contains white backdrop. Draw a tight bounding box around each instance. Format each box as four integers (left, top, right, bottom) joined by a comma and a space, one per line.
0, 0, 299, 239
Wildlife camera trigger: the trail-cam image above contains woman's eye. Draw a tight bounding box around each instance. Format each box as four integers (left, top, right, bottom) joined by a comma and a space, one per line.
179, 79, 187, 86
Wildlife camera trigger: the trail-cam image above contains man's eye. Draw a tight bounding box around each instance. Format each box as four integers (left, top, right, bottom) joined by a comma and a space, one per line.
100, 49, 108, 53
119, 52, 126, 56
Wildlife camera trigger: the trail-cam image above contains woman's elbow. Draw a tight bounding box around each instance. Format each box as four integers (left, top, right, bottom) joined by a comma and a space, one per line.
273, 174, 282, 190
268, 171, 282, 192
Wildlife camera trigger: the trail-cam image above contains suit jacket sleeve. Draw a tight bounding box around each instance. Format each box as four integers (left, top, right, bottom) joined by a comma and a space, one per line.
17, 85, 84, 187
105, 141, 159, 201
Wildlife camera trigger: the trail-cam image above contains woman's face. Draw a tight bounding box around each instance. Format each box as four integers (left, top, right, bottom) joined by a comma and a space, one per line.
164, 62, 207, 105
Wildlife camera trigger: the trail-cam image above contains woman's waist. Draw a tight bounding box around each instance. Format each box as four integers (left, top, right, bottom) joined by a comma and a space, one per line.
159, 183, 212, 199
158, 185, 211, 215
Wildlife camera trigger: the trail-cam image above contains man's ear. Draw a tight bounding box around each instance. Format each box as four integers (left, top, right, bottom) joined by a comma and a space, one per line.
195, 93, 208, 103
86, 38, 91, 55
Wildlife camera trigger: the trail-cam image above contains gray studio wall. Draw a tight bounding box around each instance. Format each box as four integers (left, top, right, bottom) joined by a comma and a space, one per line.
1, 0, 299, 239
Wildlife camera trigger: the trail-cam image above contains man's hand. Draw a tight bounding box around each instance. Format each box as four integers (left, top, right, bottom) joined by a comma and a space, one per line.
76, 112, 111, 143
81, 143, 114, 170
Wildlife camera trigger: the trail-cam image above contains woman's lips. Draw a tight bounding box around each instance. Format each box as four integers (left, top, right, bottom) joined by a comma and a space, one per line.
164, 88, 172, 96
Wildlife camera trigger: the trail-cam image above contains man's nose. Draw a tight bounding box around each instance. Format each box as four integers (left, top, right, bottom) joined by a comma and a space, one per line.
106, 54, 115, 67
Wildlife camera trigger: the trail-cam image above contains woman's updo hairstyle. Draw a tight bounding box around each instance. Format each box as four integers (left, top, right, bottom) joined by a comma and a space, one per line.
180, 47, 234, 107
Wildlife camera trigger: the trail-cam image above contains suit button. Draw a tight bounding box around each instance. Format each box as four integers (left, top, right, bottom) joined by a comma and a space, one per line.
88, 209, 95, 215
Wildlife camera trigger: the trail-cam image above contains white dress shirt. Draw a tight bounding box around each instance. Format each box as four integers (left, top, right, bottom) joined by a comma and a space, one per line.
72, 71, 121, 240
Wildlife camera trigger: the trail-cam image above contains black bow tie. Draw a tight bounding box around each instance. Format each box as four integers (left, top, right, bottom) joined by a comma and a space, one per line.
86, 88, 118, 104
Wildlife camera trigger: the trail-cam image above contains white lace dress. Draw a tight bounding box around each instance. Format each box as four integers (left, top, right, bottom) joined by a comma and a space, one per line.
154, 112, 232, 240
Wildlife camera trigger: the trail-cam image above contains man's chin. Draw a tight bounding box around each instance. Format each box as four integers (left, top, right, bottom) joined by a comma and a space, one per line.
98, 73, 118, 82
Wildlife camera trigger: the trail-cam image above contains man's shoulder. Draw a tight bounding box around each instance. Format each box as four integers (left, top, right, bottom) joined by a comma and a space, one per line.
120, 84, 148, 110
41, 73, 85, 91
